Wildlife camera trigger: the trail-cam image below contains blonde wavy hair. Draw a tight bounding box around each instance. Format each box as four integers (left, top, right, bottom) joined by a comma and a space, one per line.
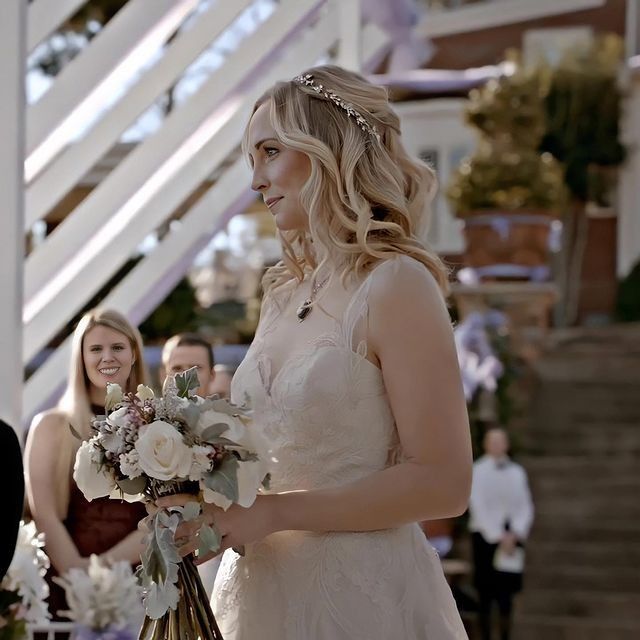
243, 64, 448, 295
53, 308, 148, 507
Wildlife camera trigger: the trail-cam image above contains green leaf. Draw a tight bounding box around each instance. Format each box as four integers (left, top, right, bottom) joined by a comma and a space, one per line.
141, 511, 181, 585
197, 523, 221, 558
175, 367, 200, 398
200, 423, 231, 442
205, 436, 239, 448
178, 402, 200, 430
182, 501, 201, 522
116, 476, 147, 495
202, 455, 239, 502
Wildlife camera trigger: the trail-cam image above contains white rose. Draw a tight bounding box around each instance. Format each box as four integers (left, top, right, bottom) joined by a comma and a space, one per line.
73, 441, 115, 501
107, 406, 129, 429
136, 384, 155, 402
134, 420, 192, 481
105, 383, 123, 411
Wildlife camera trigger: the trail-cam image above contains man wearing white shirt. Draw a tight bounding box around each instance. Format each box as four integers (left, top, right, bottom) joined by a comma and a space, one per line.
469, 428, 534, 640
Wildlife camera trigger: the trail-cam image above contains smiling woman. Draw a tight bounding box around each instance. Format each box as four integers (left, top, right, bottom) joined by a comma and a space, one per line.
24, 308, 149, 621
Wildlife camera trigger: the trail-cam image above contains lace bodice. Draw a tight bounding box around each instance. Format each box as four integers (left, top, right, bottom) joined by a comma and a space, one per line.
231, 263, 398, 494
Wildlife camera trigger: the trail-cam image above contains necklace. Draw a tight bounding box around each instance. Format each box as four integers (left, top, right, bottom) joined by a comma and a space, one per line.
296, 276, 329, 322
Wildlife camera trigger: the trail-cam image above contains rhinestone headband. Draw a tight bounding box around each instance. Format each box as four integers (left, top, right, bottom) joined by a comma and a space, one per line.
293, 73, 381, 142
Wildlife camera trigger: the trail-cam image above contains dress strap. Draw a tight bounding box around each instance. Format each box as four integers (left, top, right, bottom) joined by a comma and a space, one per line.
340, 256, 400, 354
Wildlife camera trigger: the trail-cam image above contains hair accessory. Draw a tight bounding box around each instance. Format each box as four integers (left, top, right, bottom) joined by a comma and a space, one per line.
293, 73, 381, 142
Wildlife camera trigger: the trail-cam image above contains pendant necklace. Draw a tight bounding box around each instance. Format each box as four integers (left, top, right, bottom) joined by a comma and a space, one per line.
296, 276, 329, 322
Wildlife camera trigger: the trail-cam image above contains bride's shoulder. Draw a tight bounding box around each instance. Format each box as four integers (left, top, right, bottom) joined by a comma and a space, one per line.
367, 254, 443, 304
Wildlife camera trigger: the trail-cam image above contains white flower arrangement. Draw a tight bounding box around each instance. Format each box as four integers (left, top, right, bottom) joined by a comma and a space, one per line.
0, 520, 51, 635
54, 555, 143, 640
72, 368, 268, 640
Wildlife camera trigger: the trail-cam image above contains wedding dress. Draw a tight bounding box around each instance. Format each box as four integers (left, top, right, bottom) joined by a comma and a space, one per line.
212, 255, 468, 639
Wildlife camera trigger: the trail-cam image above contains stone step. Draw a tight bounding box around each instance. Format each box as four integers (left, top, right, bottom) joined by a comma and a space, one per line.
523, 434, 640, 456
529, 477, 640, 500
527, 403, 640, 431
527, 518, 640, 544
528, 494, 640, 520
535, 356, 640, 383
517, 590, 640, 621
520, 456, 640, 476
525, 541, 640, 569
513, 613, 640, 640
524, 565, 640, 592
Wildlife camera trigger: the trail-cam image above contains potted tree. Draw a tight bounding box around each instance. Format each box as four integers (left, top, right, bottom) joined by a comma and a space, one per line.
538, 34, 626, 324
447, 58, 567, 281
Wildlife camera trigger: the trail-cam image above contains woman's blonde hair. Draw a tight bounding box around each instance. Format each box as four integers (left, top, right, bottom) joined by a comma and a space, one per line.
243, 64, 448, 294
54, 308, 148, 506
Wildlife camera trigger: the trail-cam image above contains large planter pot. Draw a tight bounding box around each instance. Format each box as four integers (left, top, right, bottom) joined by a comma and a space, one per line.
460, 210, 557, 281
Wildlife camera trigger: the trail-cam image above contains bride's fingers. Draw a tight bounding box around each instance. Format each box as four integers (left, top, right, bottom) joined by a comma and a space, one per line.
194, 550, 219, 565
178, 539, 199, 558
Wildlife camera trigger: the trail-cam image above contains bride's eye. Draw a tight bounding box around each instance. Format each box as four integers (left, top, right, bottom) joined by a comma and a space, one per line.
264, 147, 278, 158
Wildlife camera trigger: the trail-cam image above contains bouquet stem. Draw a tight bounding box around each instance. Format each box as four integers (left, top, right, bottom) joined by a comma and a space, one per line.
138, 555, 224, 640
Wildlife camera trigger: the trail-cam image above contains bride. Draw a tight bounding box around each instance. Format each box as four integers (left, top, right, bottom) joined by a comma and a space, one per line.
159, 64, 472, 639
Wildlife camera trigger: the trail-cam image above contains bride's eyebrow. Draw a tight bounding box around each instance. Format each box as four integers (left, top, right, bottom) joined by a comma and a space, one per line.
254, 137, 278, 150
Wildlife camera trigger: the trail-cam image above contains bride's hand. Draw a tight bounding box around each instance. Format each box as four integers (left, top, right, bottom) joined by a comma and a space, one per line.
156, 494, 278, 564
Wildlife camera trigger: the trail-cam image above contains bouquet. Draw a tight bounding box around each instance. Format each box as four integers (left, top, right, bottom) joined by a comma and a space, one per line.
0, 521, 51, 640
72, 369, 269, 640
54, 554, 144, 640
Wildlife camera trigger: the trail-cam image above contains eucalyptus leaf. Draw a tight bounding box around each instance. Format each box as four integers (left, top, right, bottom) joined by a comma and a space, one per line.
204, 436, 239, 448
178, 401, 200, 430
209, 398, 246, 417
175, 367, 200, 398
200, 423, 232, 442
196, 523, 221, 558
181, 501, 201, 522
202, 456, 239, 502
140, 511, 181, 586
116, 476, 147, 495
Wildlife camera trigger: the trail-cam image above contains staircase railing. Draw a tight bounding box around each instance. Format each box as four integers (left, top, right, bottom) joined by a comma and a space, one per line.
22, 0, 390, 423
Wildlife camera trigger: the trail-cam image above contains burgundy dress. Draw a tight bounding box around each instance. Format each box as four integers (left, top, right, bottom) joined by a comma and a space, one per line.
45, 409, 146, 619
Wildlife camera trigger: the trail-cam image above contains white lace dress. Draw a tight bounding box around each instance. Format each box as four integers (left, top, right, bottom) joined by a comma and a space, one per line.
212, 256, 468, 639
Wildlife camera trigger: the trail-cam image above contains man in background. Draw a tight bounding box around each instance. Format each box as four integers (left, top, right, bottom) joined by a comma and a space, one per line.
159, 333, 220, 595
160, 333, 215, 398
468, 428, 534, 640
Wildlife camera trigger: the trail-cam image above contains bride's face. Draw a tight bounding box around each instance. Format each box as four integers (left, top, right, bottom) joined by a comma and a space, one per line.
247, 101, 311, 232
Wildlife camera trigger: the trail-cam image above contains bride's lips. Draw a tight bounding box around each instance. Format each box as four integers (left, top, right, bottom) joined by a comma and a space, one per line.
265, 197, 282, 210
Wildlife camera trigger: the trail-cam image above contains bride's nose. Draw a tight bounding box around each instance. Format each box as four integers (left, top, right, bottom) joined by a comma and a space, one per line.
251, 164, 268, 192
